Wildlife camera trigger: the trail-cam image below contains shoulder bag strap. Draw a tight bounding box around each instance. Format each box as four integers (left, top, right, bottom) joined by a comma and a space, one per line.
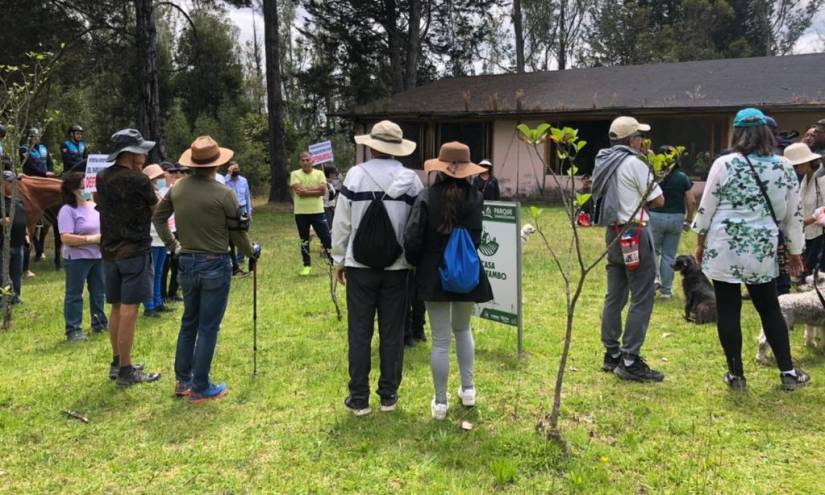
742, 154, 781, 230
358, 165, 389, 201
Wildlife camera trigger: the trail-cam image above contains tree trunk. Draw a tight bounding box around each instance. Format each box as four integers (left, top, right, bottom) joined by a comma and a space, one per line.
404, 0, 422, 90
557, 0, 568, 70
384, 0, 404, 93
513, 0, 525, 73
263, 0, 289, 202
252, 13, 265, 115
135, 0, 166, 161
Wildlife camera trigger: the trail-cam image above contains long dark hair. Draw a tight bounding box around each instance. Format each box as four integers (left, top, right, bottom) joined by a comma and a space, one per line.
438, 174, 466, 234
61, 172, 84, 207
731, 125, 776, 156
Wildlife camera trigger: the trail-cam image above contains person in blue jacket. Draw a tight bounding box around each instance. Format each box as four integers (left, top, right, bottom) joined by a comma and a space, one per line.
61, 124, 88, 173
20, 128, 55, 177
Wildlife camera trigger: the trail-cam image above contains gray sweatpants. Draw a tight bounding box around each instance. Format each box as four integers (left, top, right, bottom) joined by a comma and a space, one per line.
426, 301, 475, 404
601, 226, 656, 357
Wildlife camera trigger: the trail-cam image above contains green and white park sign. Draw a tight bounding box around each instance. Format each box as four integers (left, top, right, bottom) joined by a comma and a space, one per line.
475, 201, 524, 353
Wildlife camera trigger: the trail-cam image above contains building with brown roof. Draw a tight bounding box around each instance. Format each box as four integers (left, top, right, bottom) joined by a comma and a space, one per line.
342, 53, 825, 197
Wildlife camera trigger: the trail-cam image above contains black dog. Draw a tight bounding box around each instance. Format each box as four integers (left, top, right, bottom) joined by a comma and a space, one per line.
673, 255, 717, 324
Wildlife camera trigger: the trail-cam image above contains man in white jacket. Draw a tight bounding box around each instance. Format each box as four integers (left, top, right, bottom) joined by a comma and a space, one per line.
332, 121, 423, 416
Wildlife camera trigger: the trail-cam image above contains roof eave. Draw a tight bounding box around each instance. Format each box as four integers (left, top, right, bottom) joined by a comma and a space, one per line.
336, 102, 825, 121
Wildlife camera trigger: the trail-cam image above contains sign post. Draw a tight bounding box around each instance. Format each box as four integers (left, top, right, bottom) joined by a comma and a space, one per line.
82, 154, 114, 193
474, 201, 523, 354
308, 140, 334, 166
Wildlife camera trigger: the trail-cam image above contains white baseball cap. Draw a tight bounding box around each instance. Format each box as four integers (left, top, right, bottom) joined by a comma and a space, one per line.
609, 116, 651, 140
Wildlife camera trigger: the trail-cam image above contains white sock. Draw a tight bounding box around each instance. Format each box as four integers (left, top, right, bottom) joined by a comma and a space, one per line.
623, 357, 635, 367
781, 369, 797, 377
611, 352, 621, 359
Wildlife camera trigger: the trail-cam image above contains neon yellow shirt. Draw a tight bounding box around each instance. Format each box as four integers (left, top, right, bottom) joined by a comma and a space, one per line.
290, 168, 326, 214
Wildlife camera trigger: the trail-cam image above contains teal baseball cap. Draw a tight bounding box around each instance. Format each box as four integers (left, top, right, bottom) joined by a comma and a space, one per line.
733, 108, 767, 128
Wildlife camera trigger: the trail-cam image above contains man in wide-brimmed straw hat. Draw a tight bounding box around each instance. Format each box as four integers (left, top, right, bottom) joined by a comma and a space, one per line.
785, 142, 824, 278
153, 135, 260, 403
331, 120, 423, 416
96, 128, 161, 387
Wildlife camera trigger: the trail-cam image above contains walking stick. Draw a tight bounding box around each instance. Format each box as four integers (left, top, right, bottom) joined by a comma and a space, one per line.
252, 256, 258, 376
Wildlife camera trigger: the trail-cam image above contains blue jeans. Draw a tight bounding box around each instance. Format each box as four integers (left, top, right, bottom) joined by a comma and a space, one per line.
63, 258, 108, 334
174, 253, 232, 392
1, 246, 24, 303
144, 246, 168, 311
649, 212, 683, 296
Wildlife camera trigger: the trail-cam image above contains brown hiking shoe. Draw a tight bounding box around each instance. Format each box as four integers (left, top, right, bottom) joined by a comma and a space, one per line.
175, 379, 192, 397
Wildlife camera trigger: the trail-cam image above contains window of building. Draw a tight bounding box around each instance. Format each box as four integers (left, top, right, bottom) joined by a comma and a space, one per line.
396, 122, 426, 170
436, 122, 492, 164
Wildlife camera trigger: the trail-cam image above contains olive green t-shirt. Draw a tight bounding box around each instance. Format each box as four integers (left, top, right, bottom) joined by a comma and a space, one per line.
290, 168, 326, 215
153, 174, 253, 257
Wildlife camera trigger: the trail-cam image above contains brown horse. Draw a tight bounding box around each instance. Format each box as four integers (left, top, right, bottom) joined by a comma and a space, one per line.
16, 175, 64, 269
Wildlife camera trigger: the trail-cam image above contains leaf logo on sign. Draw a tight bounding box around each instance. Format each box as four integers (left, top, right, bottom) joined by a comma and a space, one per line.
479, 230, 499, 257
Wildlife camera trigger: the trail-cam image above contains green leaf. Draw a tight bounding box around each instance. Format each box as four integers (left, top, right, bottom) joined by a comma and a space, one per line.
516, 123, 532, 140
556, 150, 568, 161
529, 206, 544, 218
567, 165, 579, 176
561, 127, 578, 143
550, 127, 564, 143
534, 123, 551, 141
576, 193, 592, 207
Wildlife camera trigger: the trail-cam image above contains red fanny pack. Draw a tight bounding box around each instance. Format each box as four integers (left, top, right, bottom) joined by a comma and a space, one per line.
614, 211, 644, 271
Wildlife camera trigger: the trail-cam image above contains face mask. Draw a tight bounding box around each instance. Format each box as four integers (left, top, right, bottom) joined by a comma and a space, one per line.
155, 179, 167, 190
231, 171, 240, 178
79, 191, 92, 201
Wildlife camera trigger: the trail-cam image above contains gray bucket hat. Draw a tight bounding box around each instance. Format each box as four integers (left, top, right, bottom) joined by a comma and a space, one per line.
107, 128, 156, 161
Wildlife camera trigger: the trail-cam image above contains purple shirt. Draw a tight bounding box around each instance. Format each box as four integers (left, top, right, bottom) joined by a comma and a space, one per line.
57, 203, 102, 260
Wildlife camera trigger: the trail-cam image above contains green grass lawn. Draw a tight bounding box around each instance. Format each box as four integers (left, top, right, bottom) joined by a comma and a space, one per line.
1, 204, 824, 494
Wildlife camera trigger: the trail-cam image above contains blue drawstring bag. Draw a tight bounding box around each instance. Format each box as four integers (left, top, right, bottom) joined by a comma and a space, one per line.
439, 227, 480, 294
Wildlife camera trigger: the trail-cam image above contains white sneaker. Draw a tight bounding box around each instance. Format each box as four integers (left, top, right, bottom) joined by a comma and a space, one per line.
457, 387, 476, 407
431, 399, 448, 420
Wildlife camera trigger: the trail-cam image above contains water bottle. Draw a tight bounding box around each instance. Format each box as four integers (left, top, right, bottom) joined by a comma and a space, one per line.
619, 227, 641, 271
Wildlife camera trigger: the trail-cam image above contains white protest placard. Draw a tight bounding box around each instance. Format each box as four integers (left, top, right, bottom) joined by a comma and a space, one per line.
475, 201, 523, 353
308, 140, 334, 165
83, 154, 114, 193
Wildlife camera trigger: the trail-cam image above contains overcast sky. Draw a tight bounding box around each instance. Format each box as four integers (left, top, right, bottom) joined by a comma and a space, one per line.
221, 4, 824, 63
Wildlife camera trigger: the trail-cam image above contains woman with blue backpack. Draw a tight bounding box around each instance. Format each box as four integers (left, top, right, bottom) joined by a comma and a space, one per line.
404, 141, 493, 420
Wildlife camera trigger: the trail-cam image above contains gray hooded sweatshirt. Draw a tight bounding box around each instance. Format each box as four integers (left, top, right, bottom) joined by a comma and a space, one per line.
591, 145, 638, 226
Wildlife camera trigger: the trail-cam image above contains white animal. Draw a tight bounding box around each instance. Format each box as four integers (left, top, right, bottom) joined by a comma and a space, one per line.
756, 287, 825, 365
520, 224, 537, 244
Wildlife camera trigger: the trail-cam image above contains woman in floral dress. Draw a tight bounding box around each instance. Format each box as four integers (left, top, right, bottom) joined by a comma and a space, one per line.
693, 108, 809, 391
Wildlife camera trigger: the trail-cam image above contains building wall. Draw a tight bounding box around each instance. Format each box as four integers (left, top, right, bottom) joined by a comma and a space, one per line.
491, 119, 550, 198
487, 110, 822, 198
770, 112, 818, 138
351, 109, 822, 199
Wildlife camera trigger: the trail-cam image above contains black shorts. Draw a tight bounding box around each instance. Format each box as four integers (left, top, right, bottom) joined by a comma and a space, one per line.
104, 253, 153, 305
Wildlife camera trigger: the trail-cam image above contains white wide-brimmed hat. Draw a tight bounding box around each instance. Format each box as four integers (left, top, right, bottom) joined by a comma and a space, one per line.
785, 142, 822, 166
354, 120, 416, 157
